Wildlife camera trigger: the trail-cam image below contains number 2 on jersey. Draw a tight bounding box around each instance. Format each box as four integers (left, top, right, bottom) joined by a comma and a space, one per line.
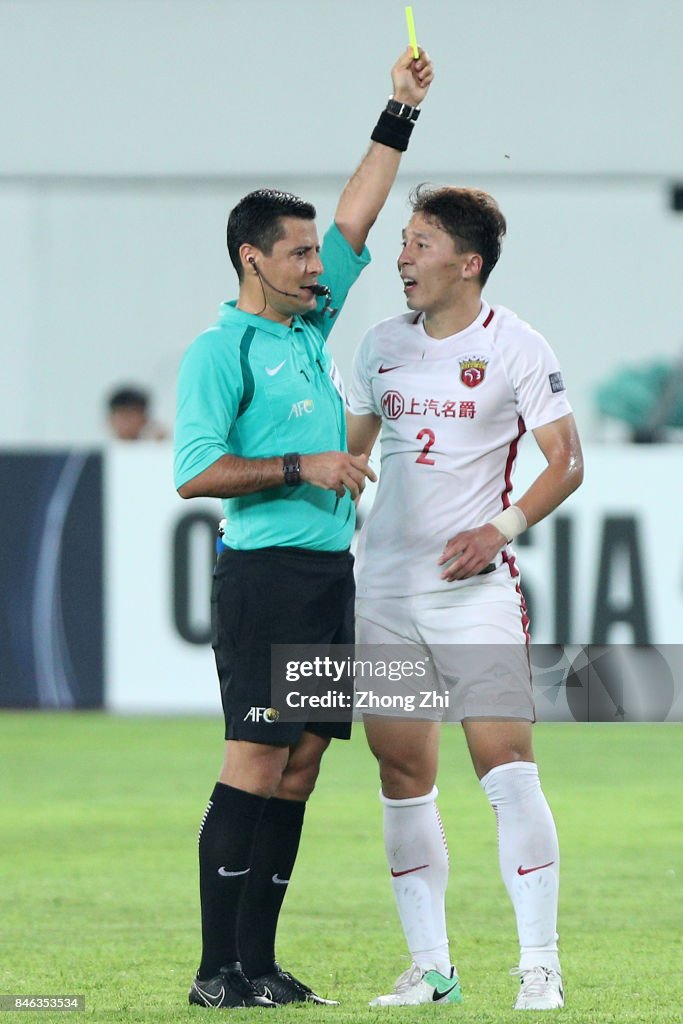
416, 427, 436, 465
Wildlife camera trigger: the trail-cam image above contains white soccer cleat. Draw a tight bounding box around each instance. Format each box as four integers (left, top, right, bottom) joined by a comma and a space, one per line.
511, 966, 564, 1010
369, 963, 462, 1007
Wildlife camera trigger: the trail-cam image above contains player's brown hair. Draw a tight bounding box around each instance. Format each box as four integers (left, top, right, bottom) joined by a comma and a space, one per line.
409, 184, 507, 285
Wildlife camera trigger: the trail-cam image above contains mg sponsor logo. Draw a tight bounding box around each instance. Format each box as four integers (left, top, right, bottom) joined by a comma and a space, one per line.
381, 390, 405, 420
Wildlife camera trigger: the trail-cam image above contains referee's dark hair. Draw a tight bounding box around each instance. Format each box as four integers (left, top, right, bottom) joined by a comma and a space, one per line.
409, 184, 507, 286
227, 189, 317, 281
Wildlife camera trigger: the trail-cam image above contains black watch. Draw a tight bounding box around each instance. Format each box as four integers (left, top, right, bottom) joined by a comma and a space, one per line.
386, 97, 421, 122
283, 452, 301, 486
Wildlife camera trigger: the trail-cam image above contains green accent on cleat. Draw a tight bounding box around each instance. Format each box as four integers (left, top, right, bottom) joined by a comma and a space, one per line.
424, 969, 463, 1004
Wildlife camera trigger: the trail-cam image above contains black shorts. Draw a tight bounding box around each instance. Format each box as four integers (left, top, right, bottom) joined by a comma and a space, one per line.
211, 545, 354, 745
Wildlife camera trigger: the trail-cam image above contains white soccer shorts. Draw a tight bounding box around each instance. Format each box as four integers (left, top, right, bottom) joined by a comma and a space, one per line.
355, 567, 534, 722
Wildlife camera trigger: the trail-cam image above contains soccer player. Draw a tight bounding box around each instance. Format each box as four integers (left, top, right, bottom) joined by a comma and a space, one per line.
173, 50, 434, 1009
347, 185, 584, 1010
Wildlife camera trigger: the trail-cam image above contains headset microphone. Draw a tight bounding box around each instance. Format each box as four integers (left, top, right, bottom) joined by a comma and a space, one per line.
248, 258, 303, 300
249, 259, 337, 315
305, 283, 338, 317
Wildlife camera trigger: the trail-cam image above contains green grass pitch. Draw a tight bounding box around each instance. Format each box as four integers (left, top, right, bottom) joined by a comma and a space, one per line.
1, 715, 681, 1023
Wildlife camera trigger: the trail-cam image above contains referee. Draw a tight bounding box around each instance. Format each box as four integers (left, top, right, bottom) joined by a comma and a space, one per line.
174, 47, 433, 1009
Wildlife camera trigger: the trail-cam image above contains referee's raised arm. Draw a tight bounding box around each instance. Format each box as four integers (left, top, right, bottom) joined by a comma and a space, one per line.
175, 46, 434, 506
335, 47, 434, 255
175, 36, 438, 1012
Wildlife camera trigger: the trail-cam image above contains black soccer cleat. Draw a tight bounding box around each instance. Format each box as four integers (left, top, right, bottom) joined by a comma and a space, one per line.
189, 961, 277, 1008
251, 964, 339, 1005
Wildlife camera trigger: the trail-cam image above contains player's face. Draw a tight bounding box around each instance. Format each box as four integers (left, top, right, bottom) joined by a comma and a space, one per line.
255, 217, 324, 319
398, 213, 474, 315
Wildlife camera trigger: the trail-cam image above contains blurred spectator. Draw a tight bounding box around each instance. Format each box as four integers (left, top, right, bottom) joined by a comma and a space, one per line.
106, 385, 168, 441
595, 352, 683, 442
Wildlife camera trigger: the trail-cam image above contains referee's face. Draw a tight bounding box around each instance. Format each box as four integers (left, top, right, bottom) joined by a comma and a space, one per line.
399, 213, 475, 317
258, 217, 324, 321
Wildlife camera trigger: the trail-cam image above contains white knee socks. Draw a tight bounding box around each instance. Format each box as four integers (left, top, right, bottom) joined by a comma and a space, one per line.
381, 787, 452, 975
480, 761, 560, 972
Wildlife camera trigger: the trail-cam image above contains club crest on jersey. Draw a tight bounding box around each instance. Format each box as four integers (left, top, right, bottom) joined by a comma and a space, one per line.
459, 358, 488, 388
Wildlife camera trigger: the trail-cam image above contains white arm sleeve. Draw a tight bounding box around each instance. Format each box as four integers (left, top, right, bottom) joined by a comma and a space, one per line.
347, 327, 380, 416
500, 324, 573, 430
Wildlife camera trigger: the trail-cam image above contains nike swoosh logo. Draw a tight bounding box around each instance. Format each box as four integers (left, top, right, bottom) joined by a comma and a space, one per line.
390, 863, 429, 877
272, 873, 290, 885
265, 360, 287, 376
378, 363, 406, 374
217, 866, 250, 877
517, 860, 555, 876
432, 982, 460, 1002
193, 983, 225, 1006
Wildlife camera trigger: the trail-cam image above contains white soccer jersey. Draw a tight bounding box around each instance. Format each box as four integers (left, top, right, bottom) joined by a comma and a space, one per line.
348, 301, 573, 598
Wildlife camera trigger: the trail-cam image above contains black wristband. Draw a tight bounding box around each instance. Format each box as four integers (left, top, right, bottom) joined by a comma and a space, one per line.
283, 452, 301, 486
371, 109, 415, 152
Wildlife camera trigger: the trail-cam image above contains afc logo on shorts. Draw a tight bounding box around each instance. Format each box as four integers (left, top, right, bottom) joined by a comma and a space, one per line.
243, 707, 280, 723
381, 390, 405, 420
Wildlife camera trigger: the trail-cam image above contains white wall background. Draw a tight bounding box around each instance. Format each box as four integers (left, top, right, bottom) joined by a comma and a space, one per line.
2, 0, 682, 444
105, 445, 683, 712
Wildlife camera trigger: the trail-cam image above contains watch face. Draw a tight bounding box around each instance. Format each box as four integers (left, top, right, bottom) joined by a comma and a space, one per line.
387, 99, 419, 121
283, 453, 301, 485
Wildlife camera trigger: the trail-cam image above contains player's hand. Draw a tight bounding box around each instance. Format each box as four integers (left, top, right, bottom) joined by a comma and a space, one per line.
438, 524, 507, 581
300, 452, 377, 500
391, 47, 434, 107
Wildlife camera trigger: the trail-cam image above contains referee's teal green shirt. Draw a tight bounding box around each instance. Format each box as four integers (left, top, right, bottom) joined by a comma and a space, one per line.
174, 224, 370, 551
